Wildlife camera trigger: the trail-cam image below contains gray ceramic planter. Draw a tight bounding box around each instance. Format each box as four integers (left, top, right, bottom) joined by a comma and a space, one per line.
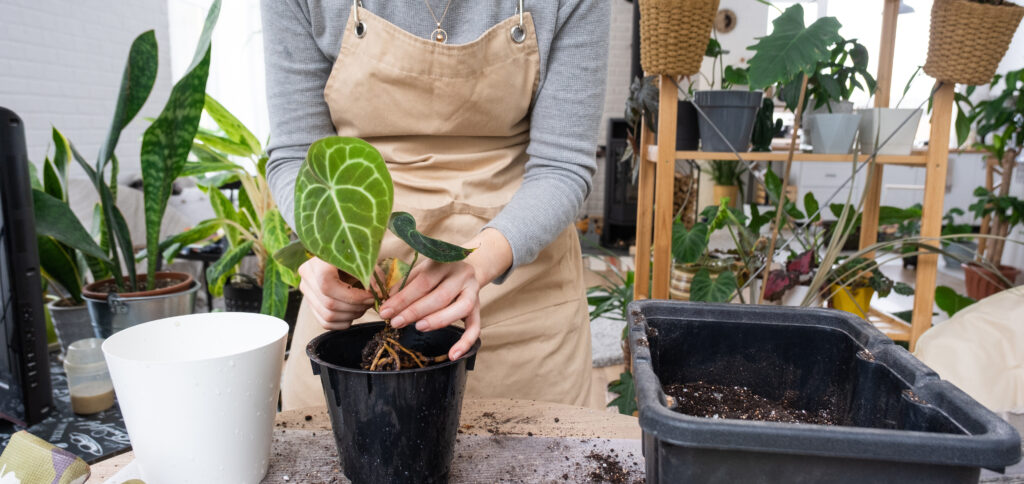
693, 90, 762, 152
858, 108, 922, 155
810, 113, 861, 154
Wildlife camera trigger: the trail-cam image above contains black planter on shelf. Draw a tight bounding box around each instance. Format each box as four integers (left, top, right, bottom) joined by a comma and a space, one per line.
693, 90, 762, 152
628, 300, 1020, 484
676, 100, 699, 150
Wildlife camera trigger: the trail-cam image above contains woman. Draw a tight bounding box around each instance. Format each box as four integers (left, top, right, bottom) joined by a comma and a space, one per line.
261, 0, 610, 410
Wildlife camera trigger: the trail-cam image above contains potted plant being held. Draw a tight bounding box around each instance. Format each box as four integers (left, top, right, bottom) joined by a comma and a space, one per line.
779, 36, 876, 154
279, 137, 480, 483
38, 6, 223, 337
30, 129, 107, 353
964, 187, 1024, 299
160, 95, 302, 329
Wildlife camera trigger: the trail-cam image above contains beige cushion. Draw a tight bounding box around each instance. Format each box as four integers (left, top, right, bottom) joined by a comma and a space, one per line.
915, 286, 1024, 413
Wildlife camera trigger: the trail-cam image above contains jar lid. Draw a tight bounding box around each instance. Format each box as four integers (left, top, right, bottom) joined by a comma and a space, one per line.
64, 337, 106, 366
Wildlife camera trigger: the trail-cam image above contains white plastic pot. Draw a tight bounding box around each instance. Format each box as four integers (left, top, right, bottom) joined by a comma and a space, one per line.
810, 113, 861, 154
857, 108, 923, 155
102, 313, 288, 484
802, 100, 853, 141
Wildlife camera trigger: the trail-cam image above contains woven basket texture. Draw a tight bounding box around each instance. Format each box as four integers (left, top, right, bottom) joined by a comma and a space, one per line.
639, 0, 720, 77
924, 0, 1024, 86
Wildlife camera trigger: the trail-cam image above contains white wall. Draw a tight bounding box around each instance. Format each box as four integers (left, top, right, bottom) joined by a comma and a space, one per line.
0, 0, 173, 180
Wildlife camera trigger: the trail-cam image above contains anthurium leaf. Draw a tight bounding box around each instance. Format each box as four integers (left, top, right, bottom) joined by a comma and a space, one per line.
671, 222, 709, 264
746, 4, 842, 90
690, 269, 737, 303
804, 192, 820, 222
273, 239, 311, 275
607, 371, 638, 416
261, 260, 289, 319
206, 239, 253, 297
382, 258, 411, 291
387, 212, 473, 263
141, 0, 220, 289
98, 30, 158, 171
262, 209, 299, 287
37, 236, 83, 304
203, 94, 261, 155
295, 136, 394, 289
32, 189, 109, 263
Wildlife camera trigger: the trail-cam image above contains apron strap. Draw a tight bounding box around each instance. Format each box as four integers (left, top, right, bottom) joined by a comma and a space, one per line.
511, 0, 526, 43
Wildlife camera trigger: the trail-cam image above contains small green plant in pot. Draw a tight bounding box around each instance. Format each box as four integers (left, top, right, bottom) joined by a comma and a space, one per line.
964, 187, 1024, 299
708, 159, 746, 208
34, 2, 223, 337
824, 257, 914, 319
284, 136, 479, 483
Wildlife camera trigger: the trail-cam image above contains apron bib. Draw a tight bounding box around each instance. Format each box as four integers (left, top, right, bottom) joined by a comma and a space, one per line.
281, 2, 598, 409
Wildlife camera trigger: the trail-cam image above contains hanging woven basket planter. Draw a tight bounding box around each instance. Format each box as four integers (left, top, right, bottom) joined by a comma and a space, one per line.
639, 0, 720, 77
924, 0, 1024, 86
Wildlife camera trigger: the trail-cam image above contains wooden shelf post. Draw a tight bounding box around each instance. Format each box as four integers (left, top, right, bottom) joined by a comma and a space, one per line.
651, 75, 678, 299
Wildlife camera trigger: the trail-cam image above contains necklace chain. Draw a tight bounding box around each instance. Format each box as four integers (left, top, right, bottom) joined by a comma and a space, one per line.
424, 0, 454, 42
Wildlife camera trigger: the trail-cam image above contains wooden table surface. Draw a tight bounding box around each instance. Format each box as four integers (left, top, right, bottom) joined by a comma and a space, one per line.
86, 398, 640, 482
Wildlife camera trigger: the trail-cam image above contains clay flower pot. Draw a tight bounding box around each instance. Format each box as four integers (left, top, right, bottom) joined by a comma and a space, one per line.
962, 263, 1021, 301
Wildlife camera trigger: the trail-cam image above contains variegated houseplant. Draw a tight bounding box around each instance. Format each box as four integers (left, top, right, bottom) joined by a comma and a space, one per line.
279, 136, 473, 371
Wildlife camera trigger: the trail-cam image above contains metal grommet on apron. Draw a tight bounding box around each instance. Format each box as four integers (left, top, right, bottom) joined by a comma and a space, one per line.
352, 0, 366, 38
281, 1, 599, 411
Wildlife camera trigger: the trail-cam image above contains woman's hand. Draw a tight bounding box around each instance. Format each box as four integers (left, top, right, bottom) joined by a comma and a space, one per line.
378, 228, 512, 360
298, 257, 375, 330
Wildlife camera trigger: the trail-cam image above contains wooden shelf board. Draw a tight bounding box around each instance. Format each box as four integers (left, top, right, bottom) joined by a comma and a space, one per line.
867, 307, 911, 342
645, 146, 928, 166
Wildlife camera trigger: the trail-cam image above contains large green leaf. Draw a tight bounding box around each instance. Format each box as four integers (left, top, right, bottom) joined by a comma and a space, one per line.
935, 285, 975, 318
97, 30, 158, 172
195, 130, 252, 157
155, 218, 222, 264
180, 160, 239, 177
273, 239, 311, 275
690, 269, 737, 303
32, 189, 110, 263
671, 222, 708, 264
261, 260, 289, 319
387, 212, 472, 262
37, 236, 83, 304
294, 137, 394, 289
262, 209, 299, 287
746, 4, 842, 91
206, 239, 254, 297
208, 187, 243, 245
607, 370, 637, 416
204, 94, 261, 155
140, 0, 220, 289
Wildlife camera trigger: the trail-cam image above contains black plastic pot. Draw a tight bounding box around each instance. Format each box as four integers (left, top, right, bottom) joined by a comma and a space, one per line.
223, 274, 261, 313
693, 90, 762, 152
307, 322, 480, 484
628, 300, 1020, 484
676, 100, 699, 150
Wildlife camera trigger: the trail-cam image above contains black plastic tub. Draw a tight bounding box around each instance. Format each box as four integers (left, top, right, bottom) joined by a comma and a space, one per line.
628, 300, 1020, 484
307, 322, 479, 484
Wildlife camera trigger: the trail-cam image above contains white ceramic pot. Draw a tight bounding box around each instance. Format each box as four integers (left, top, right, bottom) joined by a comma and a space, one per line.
857, 108, 923, 155
810, 113, 861, 154
802, 101, 853, 141
102, 313, 288, 484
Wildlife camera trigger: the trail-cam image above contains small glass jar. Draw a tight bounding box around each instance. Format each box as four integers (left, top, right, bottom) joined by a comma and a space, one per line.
63, 338, 115, 415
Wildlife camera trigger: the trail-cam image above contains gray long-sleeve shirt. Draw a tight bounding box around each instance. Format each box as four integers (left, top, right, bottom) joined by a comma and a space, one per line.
261, 0, 609, 276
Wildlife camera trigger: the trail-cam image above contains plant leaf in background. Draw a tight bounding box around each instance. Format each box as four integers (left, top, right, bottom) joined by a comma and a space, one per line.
97, 31, 158, 173
388, 212, 473, 263
141, 0, 220, 290
294, 137, 394, 289
37, 236, 84, 304
206, 239, 254, 297
261, 262, 289, 319
203, 94, 262, 155
935, 285, 975, 318
746, 4, 842, 91
32, 190, 110, 263
274, 239, 312, 275
607, 371, 638, 416
690, 269, 737, 303
671, 222, 709, 264
262, 210, 299, 288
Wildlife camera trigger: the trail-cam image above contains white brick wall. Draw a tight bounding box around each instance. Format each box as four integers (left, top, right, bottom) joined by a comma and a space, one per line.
0, 0, 173, 182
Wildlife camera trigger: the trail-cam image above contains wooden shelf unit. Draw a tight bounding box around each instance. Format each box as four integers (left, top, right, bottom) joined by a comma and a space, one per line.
633, 0, 953, 351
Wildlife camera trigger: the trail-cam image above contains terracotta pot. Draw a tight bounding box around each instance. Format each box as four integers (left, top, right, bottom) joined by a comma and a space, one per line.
82, 272, 194, 300
712, 184, 739, 208
962, 263, 1021, 301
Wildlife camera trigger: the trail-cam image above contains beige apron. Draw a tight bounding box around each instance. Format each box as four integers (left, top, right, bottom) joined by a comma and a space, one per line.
281, 2, 598, 410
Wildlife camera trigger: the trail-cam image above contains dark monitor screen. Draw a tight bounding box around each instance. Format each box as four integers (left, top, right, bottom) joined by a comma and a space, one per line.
0, 107, 53, 426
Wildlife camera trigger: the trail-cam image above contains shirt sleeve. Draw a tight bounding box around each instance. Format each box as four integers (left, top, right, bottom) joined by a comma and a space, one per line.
482, 0, 611, 283
260, 0, 339, 229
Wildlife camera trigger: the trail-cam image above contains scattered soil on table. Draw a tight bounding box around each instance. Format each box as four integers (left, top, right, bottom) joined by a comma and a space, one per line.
664, 381, 838, 425
585, 451, 644, 484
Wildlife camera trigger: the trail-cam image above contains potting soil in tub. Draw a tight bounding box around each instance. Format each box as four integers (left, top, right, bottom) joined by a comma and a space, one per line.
664, 381, 838, 425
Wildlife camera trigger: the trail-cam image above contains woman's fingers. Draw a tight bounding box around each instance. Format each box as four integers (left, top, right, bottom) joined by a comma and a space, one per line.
414, 286, 477, 332
298, 257, 374, 329
449, 305, 481, 361
378, 263, 438, 323
384, 262, 476, 328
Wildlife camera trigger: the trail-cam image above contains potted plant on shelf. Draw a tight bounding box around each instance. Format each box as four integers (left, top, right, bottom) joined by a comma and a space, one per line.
708, 159, 745, 208
693, 40, 761, 153
924, 0, 1023, 87
825, 256, 914, 319
779, 36, 876, 154
160, 95, 302, 326
964, 187, 1024, 299
35, 2, 223, 337
29, 129, 108, 353
280, 137, 479, 483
